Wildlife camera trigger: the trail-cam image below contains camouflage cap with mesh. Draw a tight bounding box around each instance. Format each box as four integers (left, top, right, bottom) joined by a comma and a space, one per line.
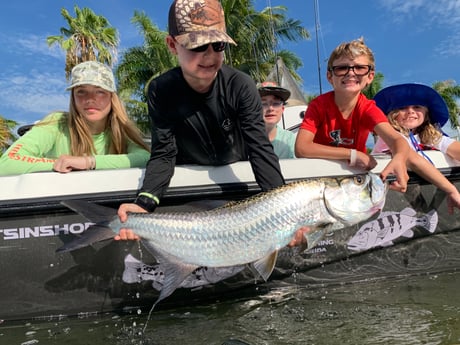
168, 0, 236, 49
66, 61, 116, 92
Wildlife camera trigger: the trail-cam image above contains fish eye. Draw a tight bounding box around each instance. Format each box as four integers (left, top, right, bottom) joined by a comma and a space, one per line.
354, 175, 365, 185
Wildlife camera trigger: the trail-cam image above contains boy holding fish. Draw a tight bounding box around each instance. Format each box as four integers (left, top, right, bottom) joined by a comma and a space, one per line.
116, 0, 309, 245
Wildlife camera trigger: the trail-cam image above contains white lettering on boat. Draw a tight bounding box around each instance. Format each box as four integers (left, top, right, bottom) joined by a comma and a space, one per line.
305, 239, 334, 254
0, 222, 94, 240
307, 247, 327, 254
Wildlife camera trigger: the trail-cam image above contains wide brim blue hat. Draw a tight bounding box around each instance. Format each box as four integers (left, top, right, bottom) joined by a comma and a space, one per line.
373, 83, 449, 128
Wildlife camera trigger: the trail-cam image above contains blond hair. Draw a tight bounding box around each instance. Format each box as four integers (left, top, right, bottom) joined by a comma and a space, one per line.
387, 106, 443, 146
327, 37, 375, 71
66, 91, 150, 156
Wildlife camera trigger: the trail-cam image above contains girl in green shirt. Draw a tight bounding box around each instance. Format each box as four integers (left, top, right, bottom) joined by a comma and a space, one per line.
0, 61, 150, 176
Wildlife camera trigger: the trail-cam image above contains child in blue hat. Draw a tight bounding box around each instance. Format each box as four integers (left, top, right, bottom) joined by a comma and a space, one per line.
372, 83, 460, 214
372, 83, 460, 162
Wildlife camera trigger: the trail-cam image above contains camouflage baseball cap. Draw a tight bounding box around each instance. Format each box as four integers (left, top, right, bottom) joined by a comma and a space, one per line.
168, 0, 236, 49
66, 61, 116, 92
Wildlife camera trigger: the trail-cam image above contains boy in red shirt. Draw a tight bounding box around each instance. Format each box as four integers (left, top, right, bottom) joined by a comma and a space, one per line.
295, 38, 410, 192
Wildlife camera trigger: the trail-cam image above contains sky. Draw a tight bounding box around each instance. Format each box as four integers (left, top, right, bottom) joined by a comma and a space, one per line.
0, 0, 459, 128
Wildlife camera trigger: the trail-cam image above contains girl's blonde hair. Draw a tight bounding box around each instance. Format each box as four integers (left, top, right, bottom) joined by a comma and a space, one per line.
66, 91, 150, 156
387, 106, 442, 146
327, 37, 375, 71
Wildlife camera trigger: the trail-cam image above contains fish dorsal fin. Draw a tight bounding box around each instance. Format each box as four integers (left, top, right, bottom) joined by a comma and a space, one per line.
250, 251, 278, 281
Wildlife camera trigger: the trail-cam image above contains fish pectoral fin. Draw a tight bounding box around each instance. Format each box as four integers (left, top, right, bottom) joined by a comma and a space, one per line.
304, 224, 333, 250
250, 251, 278, 282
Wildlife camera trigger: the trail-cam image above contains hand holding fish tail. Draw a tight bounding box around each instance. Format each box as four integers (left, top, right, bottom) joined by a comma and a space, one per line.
115, 203, 147, 240
115, 229, 140, 241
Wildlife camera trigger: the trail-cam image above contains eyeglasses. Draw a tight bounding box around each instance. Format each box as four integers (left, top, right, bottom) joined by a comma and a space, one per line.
262, 101, 284, 109
189, 42, 227, 53
329, 65, 373, 77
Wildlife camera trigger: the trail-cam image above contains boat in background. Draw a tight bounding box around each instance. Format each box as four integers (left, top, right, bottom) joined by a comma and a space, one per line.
1, 151, 460, 322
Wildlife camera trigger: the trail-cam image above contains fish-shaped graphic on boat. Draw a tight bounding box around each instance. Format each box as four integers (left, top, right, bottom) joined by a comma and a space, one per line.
347, 207, 438, 251
123, 254, 245, 290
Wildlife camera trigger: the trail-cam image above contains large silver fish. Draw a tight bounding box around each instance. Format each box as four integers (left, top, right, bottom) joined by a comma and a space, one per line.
59, 172, 386, 307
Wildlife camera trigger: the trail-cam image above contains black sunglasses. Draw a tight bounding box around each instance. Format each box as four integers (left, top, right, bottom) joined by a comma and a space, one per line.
189, 42, 227, 53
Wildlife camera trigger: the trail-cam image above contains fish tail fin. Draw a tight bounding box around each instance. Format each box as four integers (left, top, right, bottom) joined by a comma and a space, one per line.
56, 200, 117, 253
423, 210, 438, 233
61, 200, 117, 224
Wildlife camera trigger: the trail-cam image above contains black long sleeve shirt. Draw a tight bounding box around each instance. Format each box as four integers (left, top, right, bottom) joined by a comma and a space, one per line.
140, 65, 285, 199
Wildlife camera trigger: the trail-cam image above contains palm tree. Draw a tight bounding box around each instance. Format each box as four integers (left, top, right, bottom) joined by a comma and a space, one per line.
47, 5, 119, 79
360, 72, 385, 145
0, 115, 18, 154
363, 72, 384, 100
432, 80, 460, 134
115, 10, 177, 133
222, 1, 309, 82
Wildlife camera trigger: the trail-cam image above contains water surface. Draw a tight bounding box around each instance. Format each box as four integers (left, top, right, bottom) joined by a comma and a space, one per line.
1, 270, 459, 345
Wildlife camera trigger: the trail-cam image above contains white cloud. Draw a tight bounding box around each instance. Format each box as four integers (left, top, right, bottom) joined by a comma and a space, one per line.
0, 32, 64, 60
0, 69, 68, 124
436, 34, 460, 57
378, 0, 460, 57
379, 0, 460, 26
0, 32, 68, 123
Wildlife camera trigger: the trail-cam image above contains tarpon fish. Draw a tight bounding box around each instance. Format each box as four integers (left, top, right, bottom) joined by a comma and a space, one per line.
59, 173, 386, 308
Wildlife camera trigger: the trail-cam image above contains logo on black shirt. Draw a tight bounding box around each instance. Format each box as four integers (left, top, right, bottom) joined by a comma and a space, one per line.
221, 118, 233, 131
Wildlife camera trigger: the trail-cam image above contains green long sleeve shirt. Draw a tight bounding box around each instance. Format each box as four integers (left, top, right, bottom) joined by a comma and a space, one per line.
0, 112, 150, 176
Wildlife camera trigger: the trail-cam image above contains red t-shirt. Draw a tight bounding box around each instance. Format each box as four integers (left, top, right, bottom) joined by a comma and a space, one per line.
300, 92, 388, 153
